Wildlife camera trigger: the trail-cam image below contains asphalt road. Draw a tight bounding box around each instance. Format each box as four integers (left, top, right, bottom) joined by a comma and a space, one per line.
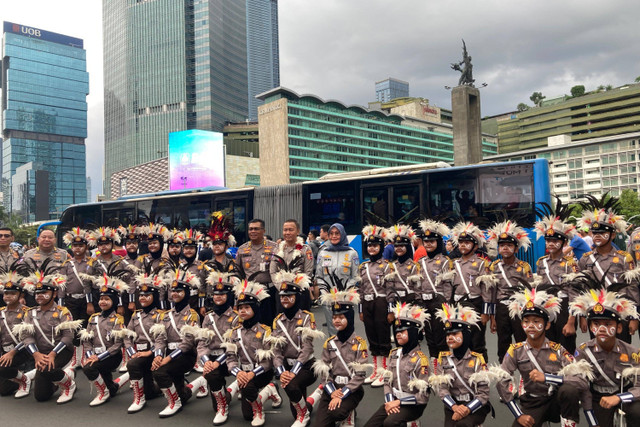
0, 307, 613, 426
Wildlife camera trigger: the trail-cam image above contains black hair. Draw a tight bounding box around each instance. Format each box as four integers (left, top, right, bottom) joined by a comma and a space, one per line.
283, 219, 300, 230
0, 227, 14, 236
321, 224, 331, 233
308, 229, 319, 239
249, 219, 265, 229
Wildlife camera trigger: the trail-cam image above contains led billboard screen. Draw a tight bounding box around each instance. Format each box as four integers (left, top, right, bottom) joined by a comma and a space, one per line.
169, 130, 225, 190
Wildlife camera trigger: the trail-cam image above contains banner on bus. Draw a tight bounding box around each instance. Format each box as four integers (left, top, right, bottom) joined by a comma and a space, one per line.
169, 129, 225, 190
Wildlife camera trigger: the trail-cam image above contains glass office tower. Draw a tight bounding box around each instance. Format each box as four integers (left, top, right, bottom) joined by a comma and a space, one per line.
103, 0, 279, 196
1, 22, 88, 221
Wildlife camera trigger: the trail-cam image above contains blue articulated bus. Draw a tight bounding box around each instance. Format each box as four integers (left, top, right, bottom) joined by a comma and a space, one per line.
57, 159, 551, 267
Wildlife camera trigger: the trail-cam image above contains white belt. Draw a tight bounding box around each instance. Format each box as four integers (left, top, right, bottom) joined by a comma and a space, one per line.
364, 295, 374, 302
2, 344, 15, 353
593, 384, 618, 394
422, 293, 433, 301
135, 343, 149, 351
392, 388, 412, 399
454, 294, 463, 301
286, 358, 298, 366
70, 293, 84, 299
211, 349, 224, 356
190, 289, 198, 296
558, 291, 568, 298
241, 363, 254, 371
94, 346, 106, 354
334, 375, 349, 385
455, 393, 471, 402
168, 342, 179, 350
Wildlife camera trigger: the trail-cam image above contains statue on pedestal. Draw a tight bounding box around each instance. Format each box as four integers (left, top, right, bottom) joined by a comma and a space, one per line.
451, 39, 474, 87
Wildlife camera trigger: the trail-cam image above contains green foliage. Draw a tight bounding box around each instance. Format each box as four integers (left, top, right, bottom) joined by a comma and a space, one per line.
635, 76, 640, 83
529, 92, 545, 107
0, 205, 39, 246
570, 85, 586, 97
619, 189, 640, 226
517, 103, 529, 112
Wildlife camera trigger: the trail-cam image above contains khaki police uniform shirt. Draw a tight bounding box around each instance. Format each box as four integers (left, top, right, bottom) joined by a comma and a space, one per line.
154, 305, 199, 355
197, 306, 238, 362
235, 239, 278, 284
272, 309, 318, 372
83, 311, 125, 358
60, 257, 92, 299
497, 339, 575, 403
0, 305, 28, 352
384, 258, 420, 305
573, 339, 640, 410
417, 253, 449, 302
320, 332, 369, 393
269, 240, 314, 281
442, 255, 491, 305
536, 254, 579, 300
21, 305, 75, 353
384, 346, 430, 405
226, 323, 274, 374
490, 259, 533, 302
578, 249, 638, 304
0, 248, 20, 271
123, 308, 161, 353
22, 247, 69, 269
358, 259, 389, 301
435, 349, 490, 406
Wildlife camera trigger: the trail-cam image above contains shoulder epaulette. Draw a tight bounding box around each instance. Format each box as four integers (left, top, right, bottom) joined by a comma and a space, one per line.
549, 341, 562, 351
136, 255, 147, 262
323, 335, 336, 349
0, 307, 6, 312
360, 260, 371, 265
259, 324, 271, 334
115, 314, 125, 324
302, 310, 315, 323
355, 335, 368, 351
437, 350, 451, 365
579, 342, 587, 351
231, 324, 242, 331
416, 350, 429, 366
470, 351, 486, 364
58, 306, 70, 316
21, 306, 30, 312
88, 313, 99, 321
621, 251, 634, 262
582, 251, 594, 258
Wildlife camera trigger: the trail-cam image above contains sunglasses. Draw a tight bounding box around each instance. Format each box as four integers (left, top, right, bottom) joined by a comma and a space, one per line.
0, 234, 12, 238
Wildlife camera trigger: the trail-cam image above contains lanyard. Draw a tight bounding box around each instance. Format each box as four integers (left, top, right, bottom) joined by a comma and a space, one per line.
542, 258, 555, 286
584, 347, 617, 387
1, 312, 19, 345
277, 319, 300, 352
95, 315, 107, 350
137, 312, 153, 344
364, 264, 380, 298
497, 262, 514, 288
421, 259, 438, 294
454, 260, 471, 294
590, 254, 613, 287
32, 310, 53, 346
447, 356, 475, 396
208, 313, 224, 343
237, 329, 254, 365
330, 339, 353, 377
393, 262, 410, 292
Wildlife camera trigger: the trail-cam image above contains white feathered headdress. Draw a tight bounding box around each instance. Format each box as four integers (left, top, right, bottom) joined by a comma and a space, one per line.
435, 302, 480, 330
362, 224, 389, 243
506, 286, 561, 322
486, 220, 531, 251
393, 303, 430, 331
450, 222, 485, 247
388, 224, 417, 244
63, 227, 97, 247
418, 219, 450, 240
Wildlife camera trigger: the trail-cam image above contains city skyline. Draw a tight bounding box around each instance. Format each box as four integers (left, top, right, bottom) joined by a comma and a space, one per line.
1, 0, 639, 200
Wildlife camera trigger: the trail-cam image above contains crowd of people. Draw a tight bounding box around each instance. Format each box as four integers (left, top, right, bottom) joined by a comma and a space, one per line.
1, 194, 640, 427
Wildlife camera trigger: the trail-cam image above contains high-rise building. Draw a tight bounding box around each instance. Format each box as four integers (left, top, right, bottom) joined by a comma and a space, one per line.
1, 22, 88, 221
103, 0, 279, 197
375, 78, 409, 103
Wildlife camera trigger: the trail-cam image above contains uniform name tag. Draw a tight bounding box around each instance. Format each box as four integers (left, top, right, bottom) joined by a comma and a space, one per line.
334, 375, 349, 385
3, 344, 15, 352
364, 295, 374, 302
241, 363, 254, 371
168, 342, 179, 350
397, 290, 406, 297
423, 293, 433, 300
94, 346, 106, 354
322, 259, 331, 267
135, 343, 148, 351
211, 349, 224, 356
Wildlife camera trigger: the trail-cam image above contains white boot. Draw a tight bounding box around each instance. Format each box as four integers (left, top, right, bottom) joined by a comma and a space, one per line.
259, 382, 282, 408
118, 347, 128, 372
69, 345, 82, 370
227, 380, 241, 400
407, 421, 421, 427
364, 355, 378, 384
561, 417, 577, 427
12, 371, 32, 399
371, 356, 386, 387
115, 372, 130, 390
339, 410, 355, 427
128, 378, 146, 413
250, 398, 265, 427
187, 375, 208, 398
193, 361, 204, 373
291, 396, 311, 427
90, 375, 110, 406
55, 368, 77, 404
305, 385, 323, 411
159, 385, 182, 418
212, 388, 230, 425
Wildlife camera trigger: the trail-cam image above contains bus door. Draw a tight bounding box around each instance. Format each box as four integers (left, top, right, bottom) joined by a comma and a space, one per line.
362, 182, 422, 227
214, 198, 248, 245
103, 207, 134, 226
427, 169, 478, 225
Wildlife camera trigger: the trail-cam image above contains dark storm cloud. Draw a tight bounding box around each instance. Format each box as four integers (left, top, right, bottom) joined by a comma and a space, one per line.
279, 0, 640, 116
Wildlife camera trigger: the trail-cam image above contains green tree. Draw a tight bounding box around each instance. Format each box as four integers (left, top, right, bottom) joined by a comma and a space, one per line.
605, 85, 613, 91
570, 85, 586, 97
619, 189, 640, 226
635, 76, 640, 83
517, 103, 529, 112
529, 92, 545, 107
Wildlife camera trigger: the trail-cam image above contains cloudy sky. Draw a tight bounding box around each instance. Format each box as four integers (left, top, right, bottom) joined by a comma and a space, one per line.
2, 0, 639, 199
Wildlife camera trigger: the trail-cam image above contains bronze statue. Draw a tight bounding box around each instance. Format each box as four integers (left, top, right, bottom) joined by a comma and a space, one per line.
451, 39, 474, 87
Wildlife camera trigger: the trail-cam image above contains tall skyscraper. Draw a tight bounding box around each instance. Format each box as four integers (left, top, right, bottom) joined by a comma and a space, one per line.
1, 22, 88, 221
103, 0, 279, 196
375, 78, 409, 103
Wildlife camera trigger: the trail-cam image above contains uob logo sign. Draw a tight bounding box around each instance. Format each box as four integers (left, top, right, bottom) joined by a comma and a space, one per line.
12, 24, 41, 37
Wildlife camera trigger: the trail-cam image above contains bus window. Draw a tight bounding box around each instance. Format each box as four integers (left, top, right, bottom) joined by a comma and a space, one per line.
477, 164, 535, 226
307, 185, 357, 234
214, 199, 248, 245
393, 184, 421, 225
363, 187, 390, 226
173, 200, 210, 228
150, 200, 174, 225
71, 205, 101, 227
428, 170, 477, 224
104, 207, 134, 226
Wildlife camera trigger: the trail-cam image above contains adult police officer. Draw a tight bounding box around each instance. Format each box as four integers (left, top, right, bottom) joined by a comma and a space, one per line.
22, 229, 70, 271
235, 219, 278, 326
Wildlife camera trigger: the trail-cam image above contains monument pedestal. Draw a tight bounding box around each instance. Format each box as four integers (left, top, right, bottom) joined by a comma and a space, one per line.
451, 85, 482, 166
